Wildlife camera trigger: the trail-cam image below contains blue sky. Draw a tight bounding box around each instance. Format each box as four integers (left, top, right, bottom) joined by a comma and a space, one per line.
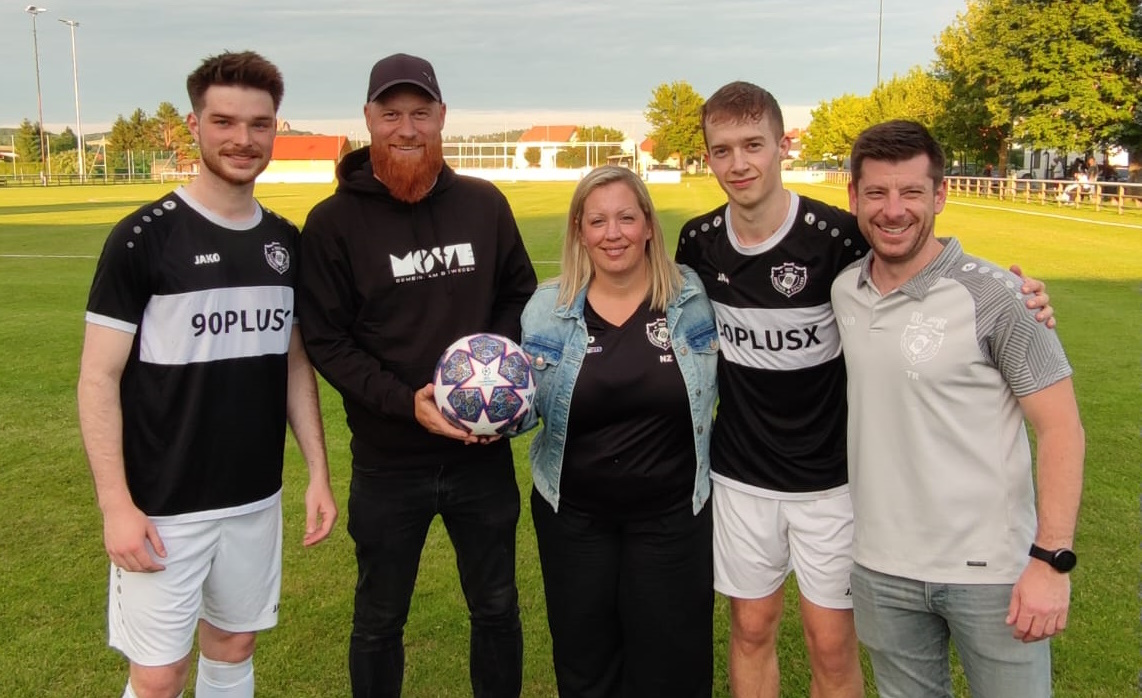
1, 0, 968, 140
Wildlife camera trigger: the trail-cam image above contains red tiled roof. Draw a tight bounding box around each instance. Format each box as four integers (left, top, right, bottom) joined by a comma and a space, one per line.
518, 125, 578, 143
272, 135, 350, 161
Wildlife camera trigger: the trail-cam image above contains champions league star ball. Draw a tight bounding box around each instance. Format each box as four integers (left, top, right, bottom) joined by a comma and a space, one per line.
433, 333, 536, 436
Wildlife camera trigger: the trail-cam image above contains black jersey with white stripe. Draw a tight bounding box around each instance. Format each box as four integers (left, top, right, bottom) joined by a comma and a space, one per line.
675, 192, 869, 493
85, 189, 298, 517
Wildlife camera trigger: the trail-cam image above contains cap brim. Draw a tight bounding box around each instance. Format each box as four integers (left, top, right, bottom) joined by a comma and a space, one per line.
368, 79, 441, 103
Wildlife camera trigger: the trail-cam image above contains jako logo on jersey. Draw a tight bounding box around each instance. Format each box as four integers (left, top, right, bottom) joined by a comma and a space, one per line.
770, 262, 808, 297
194, 253, 221, 265
191, 308, 291, 337
900, 312, 946, 365
390, 243, 475, 281
720, 323, 823, 351
264, 242, 290, 275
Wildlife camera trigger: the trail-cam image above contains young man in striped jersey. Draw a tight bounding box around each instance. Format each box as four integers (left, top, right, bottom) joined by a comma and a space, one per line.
78, 51, 336, 698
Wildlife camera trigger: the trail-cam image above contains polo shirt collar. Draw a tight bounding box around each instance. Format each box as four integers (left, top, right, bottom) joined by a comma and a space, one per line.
856, 237, 962, 300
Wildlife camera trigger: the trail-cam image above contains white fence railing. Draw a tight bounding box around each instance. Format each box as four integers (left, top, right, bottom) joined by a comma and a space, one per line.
820, 172, 1142, 214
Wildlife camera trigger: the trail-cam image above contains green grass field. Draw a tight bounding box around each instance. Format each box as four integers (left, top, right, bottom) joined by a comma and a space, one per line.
1, 178, 1138, 696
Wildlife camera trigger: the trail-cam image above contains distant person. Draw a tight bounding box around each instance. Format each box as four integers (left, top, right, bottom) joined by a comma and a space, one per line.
674, 82, 1054, 698
1070, 156, 1084, 178
834, 119, 1084, 698
520, 165, 719, 697
1084, 156, 1098, 180
982, 163, 994, 178
297, 53, 537, 697
1059, 170, 1089, 204
77, 50, 337, 698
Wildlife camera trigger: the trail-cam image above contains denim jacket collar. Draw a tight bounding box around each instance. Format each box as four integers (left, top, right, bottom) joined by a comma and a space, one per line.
552, 275, 701, 320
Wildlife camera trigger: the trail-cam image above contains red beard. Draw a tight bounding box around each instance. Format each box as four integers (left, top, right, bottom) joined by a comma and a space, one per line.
370, 138, 444, 203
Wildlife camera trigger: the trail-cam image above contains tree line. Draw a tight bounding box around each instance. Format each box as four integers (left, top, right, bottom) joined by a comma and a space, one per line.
804, 0, 1140, 175
643, 0, 1141, 176
9, 101, 199, 177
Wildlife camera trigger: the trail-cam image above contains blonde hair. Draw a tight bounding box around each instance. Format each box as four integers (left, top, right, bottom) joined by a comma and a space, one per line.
557, 166, 683, 312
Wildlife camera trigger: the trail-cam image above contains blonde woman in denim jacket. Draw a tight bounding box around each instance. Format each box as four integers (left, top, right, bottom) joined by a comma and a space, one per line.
519, 166, 719, 698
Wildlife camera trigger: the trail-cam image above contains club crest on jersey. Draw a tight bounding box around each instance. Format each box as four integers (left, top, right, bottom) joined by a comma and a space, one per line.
770, 262, 808, 297
264, 242, 290, 275
900, 312, 946, 365
645, 318, 671, 351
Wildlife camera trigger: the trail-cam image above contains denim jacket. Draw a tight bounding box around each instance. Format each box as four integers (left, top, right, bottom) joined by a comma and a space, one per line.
519, 265, 719, 515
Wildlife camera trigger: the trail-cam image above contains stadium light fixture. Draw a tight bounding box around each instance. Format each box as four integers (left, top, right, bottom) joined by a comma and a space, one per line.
60, 18, 85, 182
25, 5, 49, 184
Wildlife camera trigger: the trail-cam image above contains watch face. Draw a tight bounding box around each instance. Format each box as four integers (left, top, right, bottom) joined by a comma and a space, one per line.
1053, 549, 1077, 572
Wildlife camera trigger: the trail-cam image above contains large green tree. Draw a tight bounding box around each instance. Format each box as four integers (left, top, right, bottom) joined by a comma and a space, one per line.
15, 119, 42, 164
800, 94, 871, 166
151, 101, 193, 153
867, 68, 949, 128
644, 81, 705, 165
52, 126, 77, 152
109, 108, 155, 153
934, 0, 1142, 173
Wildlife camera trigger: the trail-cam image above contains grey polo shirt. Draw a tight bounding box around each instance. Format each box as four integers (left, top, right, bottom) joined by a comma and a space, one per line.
831, 238, 1072, 584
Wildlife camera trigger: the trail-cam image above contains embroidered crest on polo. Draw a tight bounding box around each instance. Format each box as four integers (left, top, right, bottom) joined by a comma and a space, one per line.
900, 312, 947, 365
645, 318, 671, 351
770, 262, 808, 298
264, 242, 290, 275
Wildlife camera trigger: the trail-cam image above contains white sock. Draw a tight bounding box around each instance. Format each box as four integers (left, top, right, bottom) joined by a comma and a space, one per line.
122, 680, 182, 698
195, 655, 254, 698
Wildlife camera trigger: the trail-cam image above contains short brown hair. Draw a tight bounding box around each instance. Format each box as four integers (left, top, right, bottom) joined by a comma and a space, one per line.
701, 81, 785, 144
850, 120, 945, 188
186, 51, 284, 113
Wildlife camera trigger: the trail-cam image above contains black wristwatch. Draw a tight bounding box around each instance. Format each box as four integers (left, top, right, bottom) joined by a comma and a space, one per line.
1029, 544, 1077, 572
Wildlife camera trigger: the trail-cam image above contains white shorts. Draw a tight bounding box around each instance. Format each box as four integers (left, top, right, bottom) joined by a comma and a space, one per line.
108, 499, 282, 666
712, 478, 854, 610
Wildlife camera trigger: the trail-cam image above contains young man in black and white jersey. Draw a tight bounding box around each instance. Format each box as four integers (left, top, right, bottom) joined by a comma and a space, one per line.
78, 51, 336, 698
675, 82, 1053, 698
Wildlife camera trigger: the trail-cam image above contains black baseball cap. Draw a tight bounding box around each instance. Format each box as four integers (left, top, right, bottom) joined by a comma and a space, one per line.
367, 53, 442, 103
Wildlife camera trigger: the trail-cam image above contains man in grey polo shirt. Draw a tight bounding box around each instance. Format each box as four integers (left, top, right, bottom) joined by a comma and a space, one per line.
831, 120, 1085, 698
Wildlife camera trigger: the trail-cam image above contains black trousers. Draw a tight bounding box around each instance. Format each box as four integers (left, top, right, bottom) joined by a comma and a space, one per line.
531, 488, 714, 698
347, 452, 523, 698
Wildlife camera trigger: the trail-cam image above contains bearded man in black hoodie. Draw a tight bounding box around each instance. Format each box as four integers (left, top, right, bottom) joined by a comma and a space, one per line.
298, 53, 536, 698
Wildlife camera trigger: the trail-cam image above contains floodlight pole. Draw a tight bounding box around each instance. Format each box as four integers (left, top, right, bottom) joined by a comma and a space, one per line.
61, 18, 85, 182
876, 0, 884, 88
26, 5, 49, 185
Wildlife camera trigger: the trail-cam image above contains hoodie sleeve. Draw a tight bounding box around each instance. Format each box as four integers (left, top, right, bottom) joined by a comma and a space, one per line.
298, 211, 417, 422
488, 191, 538, 342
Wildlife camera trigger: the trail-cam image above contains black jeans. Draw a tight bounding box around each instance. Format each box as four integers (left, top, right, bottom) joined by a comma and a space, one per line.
347, 450, 522, 698
531, 488, 714, 698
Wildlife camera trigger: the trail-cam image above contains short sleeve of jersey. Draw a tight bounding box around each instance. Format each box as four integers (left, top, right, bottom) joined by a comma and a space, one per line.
675, 219, 701, 268
85, 216, 157, 333
970, 268, 1072, 397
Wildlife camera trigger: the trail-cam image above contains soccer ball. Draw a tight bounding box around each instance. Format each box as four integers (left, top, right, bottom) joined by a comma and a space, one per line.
433, 333, 536, 436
